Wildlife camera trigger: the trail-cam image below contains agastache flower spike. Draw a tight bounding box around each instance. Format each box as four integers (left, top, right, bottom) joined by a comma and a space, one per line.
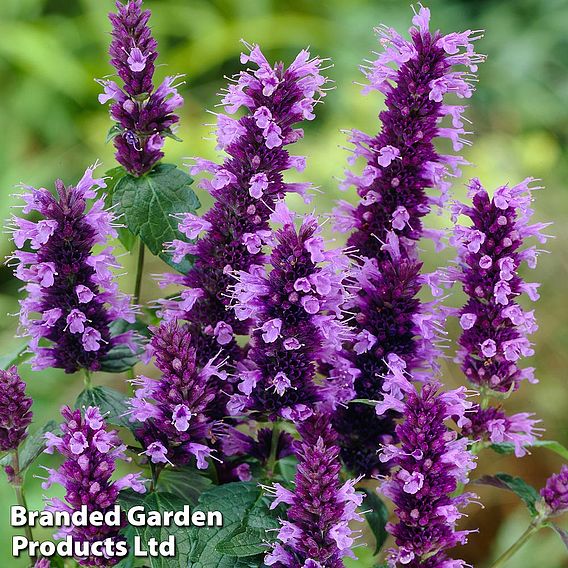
331, 5, 481, 478
42, 406, 146, 567
377, 381, 477, 567
337, 5, 484, 259
451, 178, 550, 393
0, 366, 33, 453
230, 206, 353, 421
265, 414, 363, 568
127, 321, 224, 469
8, 166, 136, 373
159, 43, 328, 380
98, 0, 183, 176
333, 240, 446, 476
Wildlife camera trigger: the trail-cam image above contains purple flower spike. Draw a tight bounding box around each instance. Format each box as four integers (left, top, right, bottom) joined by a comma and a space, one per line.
127, 321, 225, 469
265, 414, 363, 568
333, 239, 446, 476
336, 5, 484, 260
8, 165, 136, 373
378, 381, 477, 567
159, 43, 328, 366
0, 366, 33, 452
230, 206, 353, 420
540, 465, 568, 517
42, 405, 146, 567
98, 0, 183, 176
451, 178, 550, 393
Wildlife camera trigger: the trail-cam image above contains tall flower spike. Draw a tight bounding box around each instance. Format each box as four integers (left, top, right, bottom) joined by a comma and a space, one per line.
451, 178, 550, 393
98, 0, 183, 176
331, 5, 482, 479
377, 381, 477, 567
42, 406, 145, 567
8, 165, 136, 373
230, 205, 353, 421
265, 414, 363, 568
127, 321, 225, 469
0, 366, 33, 452
333, 240, 446, 476
159, 42, 328, 373
336, 4, 484, 259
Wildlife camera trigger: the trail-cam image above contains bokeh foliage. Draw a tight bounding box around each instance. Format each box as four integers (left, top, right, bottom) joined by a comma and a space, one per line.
0, 0, 567, 566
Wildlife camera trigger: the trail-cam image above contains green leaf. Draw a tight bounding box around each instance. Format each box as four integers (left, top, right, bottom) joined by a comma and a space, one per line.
99, 318, 146, 373
118, 490, 190, 568
475, 473, 541, 516
216, 494, 280, 558
106, 124, 124, 144
112, 164, 199, 273
275, 455, 298, 483
187, 482, 269, 567
104, 166, 136, 252
0, 421, 58, 471
551, 523, 568, 551
490, 440, 568, 461
361, 489, 389, 555
0, 345, 33, 370
157, 467, 212, 506
530, 440, 568, 460
75, 385, 131, 428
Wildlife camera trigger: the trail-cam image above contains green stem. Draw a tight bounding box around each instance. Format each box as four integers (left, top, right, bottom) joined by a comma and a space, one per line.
490, 522, 541, 568
266, 422, 280, 478
84, 369, 92, 388
11, 449, 35, 565
133, 241, 146, 306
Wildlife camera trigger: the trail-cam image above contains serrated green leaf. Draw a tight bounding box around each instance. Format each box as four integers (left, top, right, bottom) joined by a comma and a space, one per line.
157, 467, 212, 506
0, 344, 33, 370
187, 482, 268, 567
112, 164, 199, 273
0, 421, 58, 471
475, 473, 541, 516
98, 318, 146, 373
361, 489, 388, 555
216, 527, 268, 557
75, 386, 131, 428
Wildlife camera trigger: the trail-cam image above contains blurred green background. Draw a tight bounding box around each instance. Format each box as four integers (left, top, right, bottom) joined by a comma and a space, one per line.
0, 0, 567, 566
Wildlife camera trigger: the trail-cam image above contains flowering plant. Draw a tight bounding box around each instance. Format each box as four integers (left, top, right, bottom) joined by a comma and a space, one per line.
1, 2, 565, 568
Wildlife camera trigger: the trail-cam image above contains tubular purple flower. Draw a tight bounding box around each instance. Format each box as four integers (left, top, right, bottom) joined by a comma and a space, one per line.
229, 205, 353, 421
540, 465, 568, 517
336, 5, 483, 260
461, 406, 542, 457
159, 42, 328, 371
98, 0, 183, 176
127, 321, 225, 469
0, 366, 33, 452
450, 177, 550, 393
265, 414, 363, 568
8, 165, 136, 373
42, 405, 145, 567
377, 380, 477, 567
